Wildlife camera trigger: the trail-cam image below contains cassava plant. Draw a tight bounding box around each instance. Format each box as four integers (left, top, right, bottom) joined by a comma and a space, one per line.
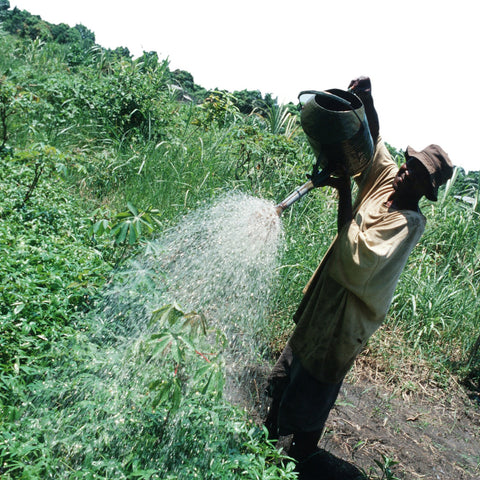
89, 202, 162, 268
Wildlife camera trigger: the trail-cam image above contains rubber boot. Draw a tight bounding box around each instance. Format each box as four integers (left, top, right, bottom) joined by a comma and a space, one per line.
287, 430, 321, 463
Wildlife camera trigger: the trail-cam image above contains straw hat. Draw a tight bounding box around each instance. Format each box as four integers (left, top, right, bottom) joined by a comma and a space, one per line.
405, 144, 454, 201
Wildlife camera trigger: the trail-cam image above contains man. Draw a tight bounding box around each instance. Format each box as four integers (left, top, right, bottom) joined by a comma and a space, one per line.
264, 77, 454, 466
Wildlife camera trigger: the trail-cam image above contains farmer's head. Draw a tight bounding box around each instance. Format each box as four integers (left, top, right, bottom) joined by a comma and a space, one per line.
393, 145, 454, 201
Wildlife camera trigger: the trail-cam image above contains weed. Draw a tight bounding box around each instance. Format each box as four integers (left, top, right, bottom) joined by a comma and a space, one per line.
361, 454, 400, 480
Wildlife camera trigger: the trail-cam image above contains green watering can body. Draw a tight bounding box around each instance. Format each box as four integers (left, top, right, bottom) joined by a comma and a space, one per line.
300, 88, 374, 177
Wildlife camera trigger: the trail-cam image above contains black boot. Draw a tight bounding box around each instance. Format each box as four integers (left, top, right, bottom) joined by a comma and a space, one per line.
287, 430, 321, 463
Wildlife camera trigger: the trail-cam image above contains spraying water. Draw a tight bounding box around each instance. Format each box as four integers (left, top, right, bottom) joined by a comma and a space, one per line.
150, 192, 283, 355
14, 191, 286, 478
102, 191, 284, 357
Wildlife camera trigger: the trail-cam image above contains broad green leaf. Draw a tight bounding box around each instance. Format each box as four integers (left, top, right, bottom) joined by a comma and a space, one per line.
115, 222, 129, 244
127, 202, 139, 215
128, 222, 138, 245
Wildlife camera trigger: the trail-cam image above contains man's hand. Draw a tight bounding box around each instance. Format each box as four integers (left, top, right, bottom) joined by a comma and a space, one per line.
348, 76, 372, 95
324, 174, 351, 193
348, 75, 379, 143
314, 162, 351, 192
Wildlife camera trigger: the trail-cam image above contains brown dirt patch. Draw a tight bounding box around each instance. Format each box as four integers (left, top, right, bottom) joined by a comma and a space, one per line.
324, 379, 480, 479
235, 359, 480, 480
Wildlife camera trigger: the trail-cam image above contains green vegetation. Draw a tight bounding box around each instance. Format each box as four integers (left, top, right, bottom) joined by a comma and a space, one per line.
1, 3, 479, 479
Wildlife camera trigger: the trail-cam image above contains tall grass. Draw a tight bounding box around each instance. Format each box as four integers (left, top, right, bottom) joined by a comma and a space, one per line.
390, 191, 480, 367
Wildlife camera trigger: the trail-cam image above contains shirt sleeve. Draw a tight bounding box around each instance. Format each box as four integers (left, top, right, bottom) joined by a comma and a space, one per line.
327, 210, 425, 316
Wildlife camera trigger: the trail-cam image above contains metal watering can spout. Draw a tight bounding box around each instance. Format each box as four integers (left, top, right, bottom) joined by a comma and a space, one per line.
274, 167, 333, 216
275, 180, 315, 216
274, 88, 374, 216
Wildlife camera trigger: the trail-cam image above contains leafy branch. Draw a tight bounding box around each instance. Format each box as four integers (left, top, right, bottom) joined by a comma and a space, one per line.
89, 202, 162, 267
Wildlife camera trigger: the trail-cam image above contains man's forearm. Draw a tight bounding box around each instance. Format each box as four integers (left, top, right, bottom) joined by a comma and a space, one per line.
337, 184, 353, 232
361, 95, 379, 144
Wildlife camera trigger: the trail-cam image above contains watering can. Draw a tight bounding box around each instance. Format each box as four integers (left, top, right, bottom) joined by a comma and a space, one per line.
275, 88, 374, 216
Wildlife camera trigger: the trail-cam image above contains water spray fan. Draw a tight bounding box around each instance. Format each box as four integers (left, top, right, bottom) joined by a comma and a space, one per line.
275, 88, 374, 216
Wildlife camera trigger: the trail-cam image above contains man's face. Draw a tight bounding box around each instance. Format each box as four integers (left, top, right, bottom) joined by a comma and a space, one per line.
392, 157, 431, 197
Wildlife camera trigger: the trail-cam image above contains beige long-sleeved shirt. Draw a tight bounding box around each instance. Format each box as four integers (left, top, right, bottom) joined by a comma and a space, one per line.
290, 139, 426, 383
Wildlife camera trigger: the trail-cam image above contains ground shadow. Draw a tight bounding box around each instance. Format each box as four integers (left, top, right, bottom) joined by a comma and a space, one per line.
297, 449, 365, 480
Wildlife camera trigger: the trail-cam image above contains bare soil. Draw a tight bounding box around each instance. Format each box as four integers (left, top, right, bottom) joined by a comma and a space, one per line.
238, 357, 480, 480
323, 378, 480, 479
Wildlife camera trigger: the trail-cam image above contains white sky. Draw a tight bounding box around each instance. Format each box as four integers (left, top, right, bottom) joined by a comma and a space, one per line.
7, 0, 480, 172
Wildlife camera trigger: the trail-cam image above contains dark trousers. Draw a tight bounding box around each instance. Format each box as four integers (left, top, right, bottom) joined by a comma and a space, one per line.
265, 341, 343, 438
